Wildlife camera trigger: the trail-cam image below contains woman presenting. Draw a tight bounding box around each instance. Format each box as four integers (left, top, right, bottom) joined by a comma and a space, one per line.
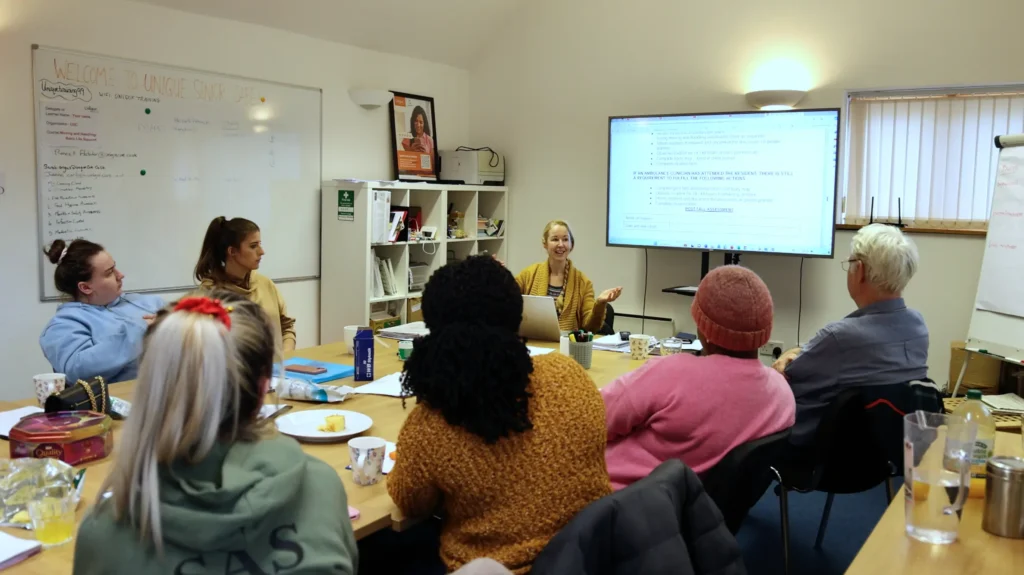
515, 220, 622, 333
193, 217, 296, 351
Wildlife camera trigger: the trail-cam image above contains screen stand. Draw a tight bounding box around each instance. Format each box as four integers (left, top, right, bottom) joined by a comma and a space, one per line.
664, 250, 740, 297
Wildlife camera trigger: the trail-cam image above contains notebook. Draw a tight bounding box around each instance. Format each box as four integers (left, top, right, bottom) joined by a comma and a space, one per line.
0, 531, 41, 570
982, 393, 1024, 414
0, 407, 44, 439
279, 358, 355, 384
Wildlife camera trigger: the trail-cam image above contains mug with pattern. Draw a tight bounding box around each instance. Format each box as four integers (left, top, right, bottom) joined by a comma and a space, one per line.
348, 436, 387, 486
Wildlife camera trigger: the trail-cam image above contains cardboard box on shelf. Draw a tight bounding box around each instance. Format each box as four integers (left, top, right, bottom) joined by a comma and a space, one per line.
369, 313, 401, 334
407, 297, 423, 323
949, 341, 1002, 393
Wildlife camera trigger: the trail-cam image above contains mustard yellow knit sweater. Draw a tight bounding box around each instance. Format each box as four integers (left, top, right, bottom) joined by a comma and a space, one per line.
515, 260, 606, 333
387, 353, 612, 574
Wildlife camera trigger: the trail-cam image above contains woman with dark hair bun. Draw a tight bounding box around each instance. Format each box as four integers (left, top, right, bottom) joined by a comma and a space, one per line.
387, 255, 611, 574
39, 238, 164, 384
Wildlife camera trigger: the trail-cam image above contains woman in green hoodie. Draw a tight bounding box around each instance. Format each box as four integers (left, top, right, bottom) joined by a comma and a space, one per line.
72, 292, 357, 574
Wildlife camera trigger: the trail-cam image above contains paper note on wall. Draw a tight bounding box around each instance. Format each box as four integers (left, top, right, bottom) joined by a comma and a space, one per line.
976, 146, 1024, 318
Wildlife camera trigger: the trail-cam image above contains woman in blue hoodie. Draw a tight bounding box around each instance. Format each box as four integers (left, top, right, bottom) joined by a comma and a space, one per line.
39, 239, 164, 384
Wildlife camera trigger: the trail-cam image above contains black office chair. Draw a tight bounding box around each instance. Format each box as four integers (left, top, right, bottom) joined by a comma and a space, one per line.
775, 388, 896, 553
700, 428, 793, 573
599, 304, 615, 335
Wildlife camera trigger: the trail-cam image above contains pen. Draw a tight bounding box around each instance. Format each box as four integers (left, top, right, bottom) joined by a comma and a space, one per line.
569, 333, 576, 343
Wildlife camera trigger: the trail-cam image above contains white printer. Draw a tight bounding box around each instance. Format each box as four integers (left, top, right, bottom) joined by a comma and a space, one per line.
439, 149, 505, 185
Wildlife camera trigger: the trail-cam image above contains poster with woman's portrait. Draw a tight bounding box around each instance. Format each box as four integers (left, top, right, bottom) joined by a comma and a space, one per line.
389, 92, 438, 181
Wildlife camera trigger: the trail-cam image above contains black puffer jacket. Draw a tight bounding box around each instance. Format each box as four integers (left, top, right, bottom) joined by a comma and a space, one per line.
530, 459, 747, 575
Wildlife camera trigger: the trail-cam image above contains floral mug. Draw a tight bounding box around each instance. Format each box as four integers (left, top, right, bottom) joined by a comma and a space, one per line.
348, 436, 387, 486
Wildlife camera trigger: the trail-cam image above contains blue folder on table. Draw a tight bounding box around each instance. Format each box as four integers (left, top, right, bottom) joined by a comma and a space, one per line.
277, 358, 355, 384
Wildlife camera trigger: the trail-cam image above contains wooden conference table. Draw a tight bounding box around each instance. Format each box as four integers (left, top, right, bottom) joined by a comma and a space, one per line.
0, 340, 644, 573
846, 431, 1024, 574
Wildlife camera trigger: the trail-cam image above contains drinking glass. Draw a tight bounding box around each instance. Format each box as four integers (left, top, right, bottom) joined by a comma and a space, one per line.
903, 411, 976, 544
27, 496, 75, 547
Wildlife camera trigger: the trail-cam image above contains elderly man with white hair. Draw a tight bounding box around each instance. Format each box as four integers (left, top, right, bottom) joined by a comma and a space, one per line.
773, 223, 928, 446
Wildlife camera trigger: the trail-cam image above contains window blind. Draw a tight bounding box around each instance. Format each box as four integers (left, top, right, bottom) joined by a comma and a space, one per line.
845, 89, 1024, 229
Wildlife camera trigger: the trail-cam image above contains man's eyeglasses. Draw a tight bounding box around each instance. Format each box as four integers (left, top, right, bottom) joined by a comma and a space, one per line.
841, 259, 860, 272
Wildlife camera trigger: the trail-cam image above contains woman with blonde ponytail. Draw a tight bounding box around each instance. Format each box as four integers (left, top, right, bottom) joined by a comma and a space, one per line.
72, 291, 357, 574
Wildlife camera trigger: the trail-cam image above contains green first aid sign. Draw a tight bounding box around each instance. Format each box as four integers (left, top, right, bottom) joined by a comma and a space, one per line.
338, 190, 354, 221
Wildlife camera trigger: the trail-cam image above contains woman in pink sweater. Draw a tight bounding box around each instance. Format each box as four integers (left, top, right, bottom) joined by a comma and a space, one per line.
602, 265, 795, 490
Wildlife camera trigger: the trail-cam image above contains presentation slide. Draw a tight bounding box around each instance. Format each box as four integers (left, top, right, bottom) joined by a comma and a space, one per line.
607, 110, 839, 257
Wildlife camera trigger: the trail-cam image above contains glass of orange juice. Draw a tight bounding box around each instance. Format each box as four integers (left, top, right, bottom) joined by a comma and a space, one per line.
27, 496, 75, 547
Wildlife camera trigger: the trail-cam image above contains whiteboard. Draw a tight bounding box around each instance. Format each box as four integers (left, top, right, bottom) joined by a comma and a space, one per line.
33, 46, 321, 299
966, 142, 1024, 361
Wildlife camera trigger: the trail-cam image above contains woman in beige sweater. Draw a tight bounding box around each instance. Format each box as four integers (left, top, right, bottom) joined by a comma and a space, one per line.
515, 220, 622, 332
193, 217, 296, 350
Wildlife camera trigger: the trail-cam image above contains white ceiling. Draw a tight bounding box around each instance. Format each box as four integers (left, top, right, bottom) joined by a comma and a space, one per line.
130, 0, 520, 69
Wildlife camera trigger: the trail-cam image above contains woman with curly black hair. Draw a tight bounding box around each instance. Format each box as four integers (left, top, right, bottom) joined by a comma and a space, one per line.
387, 255, 611, 574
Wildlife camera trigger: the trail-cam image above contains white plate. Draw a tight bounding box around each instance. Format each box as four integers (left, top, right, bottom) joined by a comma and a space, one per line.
275, 409, 372, 443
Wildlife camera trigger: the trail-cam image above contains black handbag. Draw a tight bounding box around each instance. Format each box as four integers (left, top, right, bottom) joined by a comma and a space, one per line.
44, 376, 119, 419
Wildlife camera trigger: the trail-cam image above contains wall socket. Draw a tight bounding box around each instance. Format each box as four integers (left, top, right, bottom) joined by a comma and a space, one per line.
758, 340, 785, 359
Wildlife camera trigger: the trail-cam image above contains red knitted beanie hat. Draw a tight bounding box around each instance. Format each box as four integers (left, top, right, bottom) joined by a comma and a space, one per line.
690, 265, 773, 352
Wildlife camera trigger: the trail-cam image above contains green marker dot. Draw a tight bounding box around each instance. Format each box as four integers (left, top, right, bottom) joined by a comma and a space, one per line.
145, 108, 151, 114
140, 169, 147, 176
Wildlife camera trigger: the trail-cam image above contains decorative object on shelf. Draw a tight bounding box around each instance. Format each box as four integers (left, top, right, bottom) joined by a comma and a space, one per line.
447, 210, 466, 239
389, 92, 438, 182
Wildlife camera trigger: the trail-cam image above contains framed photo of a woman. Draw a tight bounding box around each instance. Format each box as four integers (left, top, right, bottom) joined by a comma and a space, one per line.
389, 92, 438, 181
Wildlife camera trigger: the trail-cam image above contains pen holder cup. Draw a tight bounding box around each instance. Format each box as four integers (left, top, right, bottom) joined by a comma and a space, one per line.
569, 341, 593, 370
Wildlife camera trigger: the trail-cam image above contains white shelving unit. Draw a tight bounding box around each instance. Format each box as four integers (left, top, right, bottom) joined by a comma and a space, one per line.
320, 180, 509, 343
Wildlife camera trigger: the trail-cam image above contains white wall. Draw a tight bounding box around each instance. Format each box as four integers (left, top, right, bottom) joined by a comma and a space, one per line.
0, 0, 469, 399
470, 0, 1018, 384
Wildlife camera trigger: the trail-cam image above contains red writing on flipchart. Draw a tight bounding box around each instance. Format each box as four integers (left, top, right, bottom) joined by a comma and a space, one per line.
989, 242, 1018, 250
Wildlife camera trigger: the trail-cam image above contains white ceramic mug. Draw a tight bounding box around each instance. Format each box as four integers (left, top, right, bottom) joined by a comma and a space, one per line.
343, 325, 360, 355
33, 373, 66, 406
349, 436, 387, 486
629, 335, 651, 361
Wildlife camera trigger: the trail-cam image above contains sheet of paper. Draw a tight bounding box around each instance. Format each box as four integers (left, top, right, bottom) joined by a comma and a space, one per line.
981, 393, 1024, 413
976, 147, 1024, 317
0, 407, 44, 438
377, 321, 430, 340
0, 530, 41, 569
527, 346, 555, 356
352, 372, 408, 397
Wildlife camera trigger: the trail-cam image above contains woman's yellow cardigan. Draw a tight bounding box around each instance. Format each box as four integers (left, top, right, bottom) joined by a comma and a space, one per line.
515, 260, 607, 333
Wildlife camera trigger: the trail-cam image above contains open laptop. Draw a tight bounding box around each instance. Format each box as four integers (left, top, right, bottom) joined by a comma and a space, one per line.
519, 295, 562, 342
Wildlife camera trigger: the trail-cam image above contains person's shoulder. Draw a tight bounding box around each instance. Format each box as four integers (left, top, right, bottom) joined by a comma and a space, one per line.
531, 353, 596, 392
517, 262, 543, 277
122, 293, 164, 309
568, 262, 592, 284
250, 271, 279, 291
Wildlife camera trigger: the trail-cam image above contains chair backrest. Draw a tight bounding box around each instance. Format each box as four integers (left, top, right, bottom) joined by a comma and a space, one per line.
599, 304, 616, 335
808, 388, 892, 493
700, 427, 793, 534
859, 379, 944, 475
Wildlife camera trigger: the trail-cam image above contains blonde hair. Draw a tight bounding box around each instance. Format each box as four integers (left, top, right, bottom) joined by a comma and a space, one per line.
542, 219, 575, 247
97, 291, 276, 553
850, 224, 919, 293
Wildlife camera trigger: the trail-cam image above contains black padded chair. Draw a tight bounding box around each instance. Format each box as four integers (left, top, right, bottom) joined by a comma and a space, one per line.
700, 428, 793, 573
775, 388, 897, 555
599, 304, 616, 335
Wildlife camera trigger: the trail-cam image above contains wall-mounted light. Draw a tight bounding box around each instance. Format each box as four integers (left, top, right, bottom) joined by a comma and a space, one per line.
745, 89, 807, 110
349, 88, 393, 110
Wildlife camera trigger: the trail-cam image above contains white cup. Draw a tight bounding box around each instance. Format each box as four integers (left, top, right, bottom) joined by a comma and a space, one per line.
629, 335, 651, 361
349, 436, 387, 486
343, 325, 360, 355
33, 373, 66, 406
